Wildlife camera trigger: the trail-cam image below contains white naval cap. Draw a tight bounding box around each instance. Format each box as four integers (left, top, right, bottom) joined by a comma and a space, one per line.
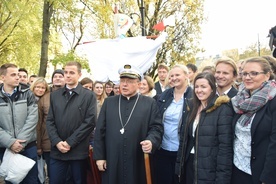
118, 64, 143, 81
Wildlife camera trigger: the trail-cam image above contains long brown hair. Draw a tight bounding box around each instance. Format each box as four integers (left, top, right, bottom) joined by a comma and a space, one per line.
93, 81, 107, 106
187, 72, 216, 125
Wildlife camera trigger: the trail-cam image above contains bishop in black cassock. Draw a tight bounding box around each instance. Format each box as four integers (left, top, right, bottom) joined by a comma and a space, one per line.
93, 64, 163, 184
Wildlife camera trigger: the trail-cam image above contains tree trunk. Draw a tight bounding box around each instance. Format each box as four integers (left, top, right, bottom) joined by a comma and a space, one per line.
39, 0, 53, 77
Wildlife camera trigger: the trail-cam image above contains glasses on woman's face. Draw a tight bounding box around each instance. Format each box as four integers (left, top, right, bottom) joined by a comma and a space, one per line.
241, 71, 265, 78
35, 86, 46, 90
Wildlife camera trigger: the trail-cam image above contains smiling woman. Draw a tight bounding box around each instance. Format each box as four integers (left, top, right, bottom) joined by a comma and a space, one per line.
105, 81, 114, 96
93, 81, 107, 117
231, 57, 276, 184
139, 75, 155, 97
241, 57, 272, 93
80, 77, 93, 91
175, 72, 233, 184
30, 77, 49, 101
154, 64, 193, 184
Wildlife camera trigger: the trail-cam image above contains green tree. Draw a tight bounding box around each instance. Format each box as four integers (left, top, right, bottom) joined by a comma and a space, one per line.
42, 0, 93, 74
37, 0, 204, 78
239, 43, 271, 60
0, 0, 43, 74
143, 0, 205, 79
51, 50, 89, 72
1, 0, 205, 79
77, 0, 205, 79
222, 49, 239, 61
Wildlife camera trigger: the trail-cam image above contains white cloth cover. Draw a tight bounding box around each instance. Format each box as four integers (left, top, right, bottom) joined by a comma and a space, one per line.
76, 32, 167, 83
0, 149, 35, 184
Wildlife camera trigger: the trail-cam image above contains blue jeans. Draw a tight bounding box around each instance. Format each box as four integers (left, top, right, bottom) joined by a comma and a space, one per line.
49, 158, 87, 184
0, 146, 38, 184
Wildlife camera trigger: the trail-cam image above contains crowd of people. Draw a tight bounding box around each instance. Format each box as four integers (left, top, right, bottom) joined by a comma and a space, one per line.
0, 55, 276, 184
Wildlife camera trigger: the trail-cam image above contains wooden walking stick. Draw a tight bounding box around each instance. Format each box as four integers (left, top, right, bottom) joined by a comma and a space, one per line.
144, 153, 152, 184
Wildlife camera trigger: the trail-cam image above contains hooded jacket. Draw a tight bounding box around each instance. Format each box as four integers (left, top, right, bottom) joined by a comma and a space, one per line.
0, 83, 38, 149
176, 95, 233, 184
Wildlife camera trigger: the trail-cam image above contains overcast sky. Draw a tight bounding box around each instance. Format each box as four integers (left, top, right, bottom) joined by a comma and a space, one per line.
198, 0, 275, 57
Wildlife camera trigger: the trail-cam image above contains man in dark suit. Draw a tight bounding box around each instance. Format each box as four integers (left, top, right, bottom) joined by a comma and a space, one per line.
186, 63, 198, 88
154, 63, 169, 95
46, 61, 97, 184
214, 58, 238, 98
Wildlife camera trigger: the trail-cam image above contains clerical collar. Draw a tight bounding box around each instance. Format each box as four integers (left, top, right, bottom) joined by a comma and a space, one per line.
119, 93, 140, 134
121, 93, 139, 100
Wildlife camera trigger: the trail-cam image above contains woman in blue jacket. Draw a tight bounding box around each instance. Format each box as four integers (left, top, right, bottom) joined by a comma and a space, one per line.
154, 64, 193, 184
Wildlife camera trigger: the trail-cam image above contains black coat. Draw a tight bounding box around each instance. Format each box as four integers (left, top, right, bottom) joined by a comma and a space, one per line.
232, 97, 276, 184
93, 94, 163, 184
154, 81, 163, 95
46, 84, 97, 160
226, 86, 238, 98
176, 96, 233, 184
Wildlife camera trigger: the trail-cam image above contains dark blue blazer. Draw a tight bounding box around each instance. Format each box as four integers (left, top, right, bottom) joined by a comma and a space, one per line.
157, 86, 193, 137
154, 81, 163, 95
227, 86, 238, 98
232, 97, 276, 184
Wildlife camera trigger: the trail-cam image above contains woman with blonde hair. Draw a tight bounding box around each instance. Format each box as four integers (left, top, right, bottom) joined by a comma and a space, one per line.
153, 64, 193, 184
93, 81, 107, 117
30, 77, 49, 183
89, 81, 107, 147
30, 77, 49, 102
231, 57, 276, 184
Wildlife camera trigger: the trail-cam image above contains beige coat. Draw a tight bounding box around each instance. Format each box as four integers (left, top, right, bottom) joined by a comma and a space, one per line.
37, 92, 51, 152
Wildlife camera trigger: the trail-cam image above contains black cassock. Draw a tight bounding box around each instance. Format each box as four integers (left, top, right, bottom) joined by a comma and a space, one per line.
94, 93, 163, 184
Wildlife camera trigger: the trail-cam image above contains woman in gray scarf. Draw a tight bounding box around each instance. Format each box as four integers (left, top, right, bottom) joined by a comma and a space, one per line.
231, 57, 276, 184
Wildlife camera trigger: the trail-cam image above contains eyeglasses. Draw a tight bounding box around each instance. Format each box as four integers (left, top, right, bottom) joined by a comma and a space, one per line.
241, 71, 266, 78
35, 86, 46, 90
